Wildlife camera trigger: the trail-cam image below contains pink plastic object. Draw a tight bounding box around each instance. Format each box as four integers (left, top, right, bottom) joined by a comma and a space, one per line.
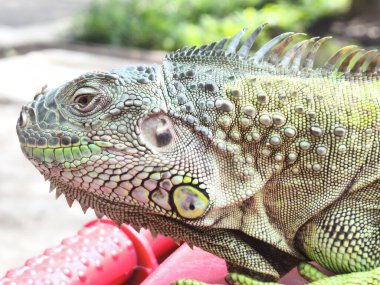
143, 244, 311, 285
0, 219, 178, 285
0, 218, 323, 285
141, 244, 228, 285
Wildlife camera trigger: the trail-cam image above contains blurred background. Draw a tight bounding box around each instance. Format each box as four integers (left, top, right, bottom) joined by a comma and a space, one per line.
0, 0, 379, 278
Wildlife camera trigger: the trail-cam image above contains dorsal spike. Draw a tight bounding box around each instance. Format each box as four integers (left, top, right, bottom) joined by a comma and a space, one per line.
166, 23, 379, 77
351, 49, 378, 74
178, 46, 187, 52
49, 183, 55, 193
303, 36, 332, 69
226, 28, 248, 55
250, 32, 294, 64
205, 42, 217, 51
278, 36, 309, 68
291, 37, 319, 70
80, 203, 89, 214
55, 188, 62, 199
185, 46, 196, 56
237, 23, 268, 58
214, 37, 229, 52
337, 49, 364, 73
65, 196, 74, 208
94, 210, 104, 219
199, 44, 208, 52
203, 42, 217, 56
176, 47, 187, 58
150, 230, 158, 238
322, 45, 358, 71
366, 53, 380, 74
130, 224, 141, 232
192, 44, 208, 56
268, 33, 304, 64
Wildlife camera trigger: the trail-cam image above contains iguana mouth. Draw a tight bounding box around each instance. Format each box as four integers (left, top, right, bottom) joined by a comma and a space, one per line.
19, 144, 98, 165
17, 123, 97, 169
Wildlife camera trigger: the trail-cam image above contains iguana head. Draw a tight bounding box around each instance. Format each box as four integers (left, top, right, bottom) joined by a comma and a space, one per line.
16, 25, 273, 234
15, 64, 223, 229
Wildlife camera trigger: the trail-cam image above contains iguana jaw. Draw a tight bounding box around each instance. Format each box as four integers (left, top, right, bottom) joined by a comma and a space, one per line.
49, 176, 288, 281
49, 174, 207, 245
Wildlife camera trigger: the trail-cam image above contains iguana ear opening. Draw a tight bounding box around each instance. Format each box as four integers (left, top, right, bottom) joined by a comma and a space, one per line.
140, 114, 175, 150
172, 185, 209, 219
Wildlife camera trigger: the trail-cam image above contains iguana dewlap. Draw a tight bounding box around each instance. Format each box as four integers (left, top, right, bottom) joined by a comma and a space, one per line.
16, 24, 380, 284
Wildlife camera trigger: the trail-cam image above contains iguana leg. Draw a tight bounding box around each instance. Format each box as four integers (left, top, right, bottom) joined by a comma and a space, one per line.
296, 183, 380, 284
173, 266, 380, 285
174, 261, 283, 285
172, 280, 213, 285
297, 262, 328, 282
224, 263, 380, 285
306, 267, 380, 284
173, 275, 280, 285
224, 273, 279, 285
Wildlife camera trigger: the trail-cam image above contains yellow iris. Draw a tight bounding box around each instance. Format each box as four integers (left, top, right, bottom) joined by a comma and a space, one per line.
173, 185, 209, 219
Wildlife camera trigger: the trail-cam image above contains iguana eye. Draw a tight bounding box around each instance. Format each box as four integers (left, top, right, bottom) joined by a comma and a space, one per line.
140, 115, 174, 149
72, 87, 99, 111
75, 94, 94, 106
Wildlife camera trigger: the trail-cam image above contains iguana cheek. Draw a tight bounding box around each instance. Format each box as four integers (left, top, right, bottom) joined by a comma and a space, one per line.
173, 185, 209, 219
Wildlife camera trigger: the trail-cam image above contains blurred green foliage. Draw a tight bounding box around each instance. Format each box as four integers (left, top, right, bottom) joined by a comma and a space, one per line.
73, 0, 352, 51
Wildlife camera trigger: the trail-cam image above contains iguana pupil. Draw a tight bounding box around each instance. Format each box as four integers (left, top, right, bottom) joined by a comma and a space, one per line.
77, 95, 90, 105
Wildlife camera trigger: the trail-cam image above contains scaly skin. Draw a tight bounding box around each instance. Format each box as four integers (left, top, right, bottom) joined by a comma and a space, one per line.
16, 24, 380, 284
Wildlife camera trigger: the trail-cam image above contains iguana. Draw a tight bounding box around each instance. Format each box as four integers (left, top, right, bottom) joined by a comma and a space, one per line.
16, 23, 380, 284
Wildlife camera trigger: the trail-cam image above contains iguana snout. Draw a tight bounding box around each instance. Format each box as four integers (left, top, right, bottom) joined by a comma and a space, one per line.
17, 87, 78, 168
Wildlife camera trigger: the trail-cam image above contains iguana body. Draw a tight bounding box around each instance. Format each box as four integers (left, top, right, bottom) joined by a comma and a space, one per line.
16, 24, 380, 284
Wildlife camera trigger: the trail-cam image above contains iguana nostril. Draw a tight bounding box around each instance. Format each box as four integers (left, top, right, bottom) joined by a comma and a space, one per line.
55, 131, 64, 137
19, 108, 28, 128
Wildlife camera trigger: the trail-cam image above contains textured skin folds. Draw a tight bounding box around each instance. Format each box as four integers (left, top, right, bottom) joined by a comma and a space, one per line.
16, 25, 380, 284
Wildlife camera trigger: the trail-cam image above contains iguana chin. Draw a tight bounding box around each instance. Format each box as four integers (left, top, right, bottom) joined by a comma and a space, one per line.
16, 23, 380, 284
